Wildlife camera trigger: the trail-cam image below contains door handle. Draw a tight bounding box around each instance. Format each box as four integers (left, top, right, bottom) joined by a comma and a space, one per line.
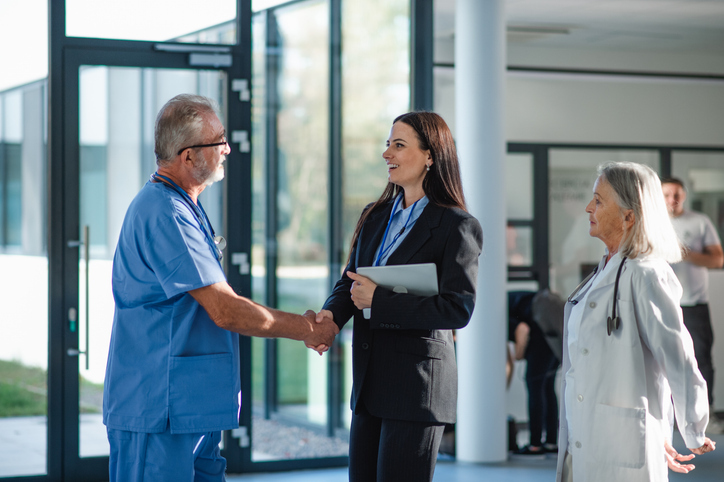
67, 227, 90, 369
82, 225, 90, 370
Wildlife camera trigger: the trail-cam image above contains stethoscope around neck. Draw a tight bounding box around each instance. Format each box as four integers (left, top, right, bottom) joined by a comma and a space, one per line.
150, 172, 226, 262
567, 256, 628, 336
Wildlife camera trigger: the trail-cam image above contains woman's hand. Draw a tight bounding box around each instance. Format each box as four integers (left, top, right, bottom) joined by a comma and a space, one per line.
665, 440, 696, 473
347, 271, 377, 310
689, 437, 716, 455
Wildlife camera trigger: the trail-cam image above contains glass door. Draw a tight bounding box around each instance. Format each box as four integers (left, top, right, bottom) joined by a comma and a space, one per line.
60, 46, 246, 479
75, 65, 229, 459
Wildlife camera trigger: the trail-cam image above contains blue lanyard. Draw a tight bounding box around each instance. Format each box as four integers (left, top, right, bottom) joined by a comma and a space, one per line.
151, 172, 223, 263
374, 196, 419, 267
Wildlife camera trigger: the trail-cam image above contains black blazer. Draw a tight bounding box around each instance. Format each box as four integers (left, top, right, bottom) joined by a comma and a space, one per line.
323, 201, 483, 424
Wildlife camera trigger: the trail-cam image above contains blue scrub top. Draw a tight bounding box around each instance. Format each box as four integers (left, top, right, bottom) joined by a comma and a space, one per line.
103, 180, 240, 434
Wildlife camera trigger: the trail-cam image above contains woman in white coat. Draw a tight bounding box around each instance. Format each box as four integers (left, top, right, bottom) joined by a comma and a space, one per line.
556, 162, 716, 482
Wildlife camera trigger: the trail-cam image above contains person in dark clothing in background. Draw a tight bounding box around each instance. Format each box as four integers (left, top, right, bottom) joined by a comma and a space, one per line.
508, 290, 561, 455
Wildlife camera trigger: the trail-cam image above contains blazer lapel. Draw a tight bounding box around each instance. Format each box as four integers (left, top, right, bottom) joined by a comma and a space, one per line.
385, 202, 443, 265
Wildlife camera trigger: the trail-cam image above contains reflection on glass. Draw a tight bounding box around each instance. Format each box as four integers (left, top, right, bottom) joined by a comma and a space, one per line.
251, 12, 267, 305
339, 0, 409, 434
251, 0, 350, 462
548, 149, 659, 297
0, 83, 48, 477
506, 153, 533, 220
506, 225, 533, 266
672, 152, 724, 243
272, 3, 331, 452
66, 0, 236, 44
341, 0, 410, 249
77, 66, 227, 458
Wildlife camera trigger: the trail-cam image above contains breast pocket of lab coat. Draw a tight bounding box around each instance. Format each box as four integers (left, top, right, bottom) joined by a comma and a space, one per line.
591, 403, 646, 469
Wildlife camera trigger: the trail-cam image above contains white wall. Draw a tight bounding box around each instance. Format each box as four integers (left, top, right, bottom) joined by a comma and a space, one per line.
436, 68, 724, 147
505, 73, 724, 146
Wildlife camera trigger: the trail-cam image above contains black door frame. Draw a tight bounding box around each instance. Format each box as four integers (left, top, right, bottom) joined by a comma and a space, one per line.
46, 2, 251, 480
506, 142, 724, 290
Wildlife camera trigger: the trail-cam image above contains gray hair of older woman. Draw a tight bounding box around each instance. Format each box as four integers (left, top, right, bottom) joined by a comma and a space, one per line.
154, 94, 220, 165
598, 162, 683, 263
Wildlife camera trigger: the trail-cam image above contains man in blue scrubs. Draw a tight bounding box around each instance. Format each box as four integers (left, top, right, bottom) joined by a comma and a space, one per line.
103, 94, 338, 482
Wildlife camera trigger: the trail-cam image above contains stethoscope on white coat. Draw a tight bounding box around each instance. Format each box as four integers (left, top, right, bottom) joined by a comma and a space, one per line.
567, 256, 628, 336
150, 172, 226, 263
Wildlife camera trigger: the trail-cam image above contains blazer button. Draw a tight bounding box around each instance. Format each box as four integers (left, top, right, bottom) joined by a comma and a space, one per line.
379, 323, 385, 328
394, 324, 400, 328
362, 343, 369, 350
589, 302, 596, 308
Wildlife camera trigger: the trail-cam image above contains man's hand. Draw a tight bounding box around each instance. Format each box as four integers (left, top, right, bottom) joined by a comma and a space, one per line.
305, 310, 335, 354
303, 310, 338, 355
665, 440, 696, 473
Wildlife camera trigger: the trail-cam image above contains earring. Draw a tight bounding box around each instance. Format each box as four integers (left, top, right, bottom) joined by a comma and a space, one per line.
426, 165, 431, 171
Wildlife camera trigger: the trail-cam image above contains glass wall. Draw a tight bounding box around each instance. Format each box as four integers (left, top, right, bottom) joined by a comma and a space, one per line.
548, 149, 660, 296
0, 81, 48, 479
338, 0, 410, 429
506, 153, 534, 267
672, 151, 724, 242
250, 0, 410, 463
251, 0, 344, 462
0, 2, 49, 477
340, 0, 410, 244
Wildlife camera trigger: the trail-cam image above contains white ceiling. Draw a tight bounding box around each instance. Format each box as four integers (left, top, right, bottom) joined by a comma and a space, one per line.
435, 0, 724, 54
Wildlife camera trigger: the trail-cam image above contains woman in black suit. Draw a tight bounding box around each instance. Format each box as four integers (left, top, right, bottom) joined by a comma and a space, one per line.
316, 112, 483, 481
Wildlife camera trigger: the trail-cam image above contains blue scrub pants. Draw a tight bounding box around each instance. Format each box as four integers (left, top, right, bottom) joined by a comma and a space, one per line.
108, 427, 226, 482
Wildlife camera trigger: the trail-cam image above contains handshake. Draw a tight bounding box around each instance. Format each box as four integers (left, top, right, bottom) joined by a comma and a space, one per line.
302, 309, 338, 355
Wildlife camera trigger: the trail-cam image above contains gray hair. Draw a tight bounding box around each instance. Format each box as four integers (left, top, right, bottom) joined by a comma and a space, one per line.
598, 162, 682, 262
154, 94, 220, 166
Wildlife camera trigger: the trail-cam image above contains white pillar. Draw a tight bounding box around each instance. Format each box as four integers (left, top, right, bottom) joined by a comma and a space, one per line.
455, 0, 508, 463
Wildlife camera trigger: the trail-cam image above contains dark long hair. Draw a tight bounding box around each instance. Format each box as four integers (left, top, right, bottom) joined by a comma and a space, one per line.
348, 111, 467, 257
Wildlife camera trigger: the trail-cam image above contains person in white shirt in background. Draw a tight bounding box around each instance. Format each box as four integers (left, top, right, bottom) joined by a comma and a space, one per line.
662, 177, 724, 435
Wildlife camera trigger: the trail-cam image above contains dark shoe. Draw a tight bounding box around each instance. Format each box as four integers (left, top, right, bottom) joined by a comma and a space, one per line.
515, 445, 545, 455
543, 443, 558, 453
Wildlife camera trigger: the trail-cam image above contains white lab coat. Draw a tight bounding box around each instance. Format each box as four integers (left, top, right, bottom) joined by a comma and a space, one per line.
556, 253, 709, 482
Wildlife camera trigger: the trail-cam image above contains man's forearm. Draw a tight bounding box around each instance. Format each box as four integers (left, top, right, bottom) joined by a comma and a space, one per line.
190, 282, 337, 348
191, 281, 310, 338
685, 245, 724, 269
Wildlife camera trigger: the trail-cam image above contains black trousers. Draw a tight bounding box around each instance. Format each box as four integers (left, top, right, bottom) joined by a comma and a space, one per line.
682, 304, 715, 405
349, 402, 445, 482
526, 354, 559, 446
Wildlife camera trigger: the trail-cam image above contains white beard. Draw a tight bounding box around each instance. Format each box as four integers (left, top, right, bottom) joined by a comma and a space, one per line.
192, 155, 225, 186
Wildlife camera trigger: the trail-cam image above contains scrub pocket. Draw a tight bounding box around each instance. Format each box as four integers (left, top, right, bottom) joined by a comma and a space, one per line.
168, 353, 237, 432
591, 403, 646, 469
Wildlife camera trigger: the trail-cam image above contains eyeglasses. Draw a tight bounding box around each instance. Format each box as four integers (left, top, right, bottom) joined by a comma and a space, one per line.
177, 138, 228, 156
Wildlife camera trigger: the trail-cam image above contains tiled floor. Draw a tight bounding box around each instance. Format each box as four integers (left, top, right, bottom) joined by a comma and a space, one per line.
226, 432, 724, 482
0, 416, 721, 481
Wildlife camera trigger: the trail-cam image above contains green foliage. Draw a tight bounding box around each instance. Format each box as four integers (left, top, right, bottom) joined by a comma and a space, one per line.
0, 359, 47, 417
0, 359, 104, 416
